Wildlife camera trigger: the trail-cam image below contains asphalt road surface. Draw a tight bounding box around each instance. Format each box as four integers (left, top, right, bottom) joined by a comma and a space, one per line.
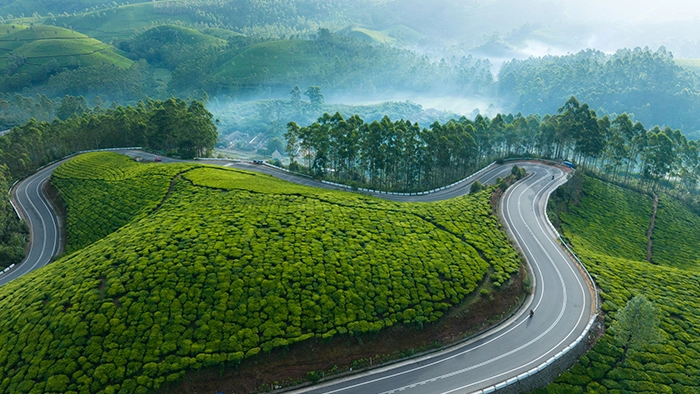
284, 163, 593, 394
3, 152, 593, 394
1, 161, 62, 286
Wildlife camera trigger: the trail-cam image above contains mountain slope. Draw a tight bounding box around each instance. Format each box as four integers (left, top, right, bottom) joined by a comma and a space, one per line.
0, 152, 521, 393
0, 24, 132, 73
542, 175, 700, 393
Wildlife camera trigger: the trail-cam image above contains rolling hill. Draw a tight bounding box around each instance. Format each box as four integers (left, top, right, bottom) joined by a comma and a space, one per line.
344, 27, 397, 44
0, 0, 123, 17
0, 152, 522, 393
340, 24, 426, 46
49, 2, 195, 42
0, 24, 132, 73
214, 39, 322, 83
541, 174, 700, 392
124, 24, 225, 48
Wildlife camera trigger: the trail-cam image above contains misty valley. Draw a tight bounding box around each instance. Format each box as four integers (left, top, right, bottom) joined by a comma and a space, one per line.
1, 1, 700, 394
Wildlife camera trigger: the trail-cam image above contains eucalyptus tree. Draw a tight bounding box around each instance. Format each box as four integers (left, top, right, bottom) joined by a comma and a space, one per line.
642, 129, 676, 190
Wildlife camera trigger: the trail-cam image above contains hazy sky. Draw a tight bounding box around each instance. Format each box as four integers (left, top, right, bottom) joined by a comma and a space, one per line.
561, 0, 700, 23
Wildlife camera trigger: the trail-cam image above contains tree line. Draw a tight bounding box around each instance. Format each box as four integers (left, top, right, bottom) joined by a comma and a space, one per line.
285, 96, 700, 200
499, 47, 700, 138
1, 97, 216, 180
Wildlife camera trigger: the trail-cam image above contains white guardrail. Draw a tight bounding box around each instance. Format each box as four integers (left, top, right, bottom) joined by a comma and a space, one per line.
470, 169, 600, 394
469, 315, 597, 394
263, 161, 497, 196
8, 180, 21, 220
265, 159, 601, 394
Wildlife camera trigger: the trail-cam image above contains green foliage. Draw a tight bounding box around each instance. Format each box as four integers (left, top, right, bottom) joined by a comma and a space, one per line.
0, 97, 216, 182
345, 27, 397, 44
51, 152, 197, 252
209, 33, 493, 96
117, 25, 225, 72
651, 197, 700, 271
0, 152, 521, 393
214, 98, 459, 146
0, 24, 133, 92
0, 164, 28, 268
510, 165, 525, 179
0, 98, 215, 270
470, 180, 484, 194
499, 47, 700, 135
612, 295, 662, 363
558, 176, 652, 262
540, 175, 700, 393
286, 113, 486, 192
0, 0, 123, 17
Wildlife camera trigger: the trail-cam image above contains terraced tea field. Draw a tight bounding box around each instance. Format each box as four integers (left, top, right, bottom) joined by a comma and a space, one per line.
0, 152, 521, 393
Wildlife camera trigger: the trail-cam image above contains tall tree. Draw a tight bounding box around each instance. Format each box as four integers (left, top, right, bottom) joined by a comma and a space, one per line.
612, 295, 662, 364
290, 85, 302, 104
304, 86, 324, 106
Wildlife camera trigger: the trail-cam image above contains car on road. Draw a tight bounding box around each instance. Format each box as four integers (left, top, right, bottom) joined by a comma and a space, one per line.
252, 160, 263, 164
155, 157, 162, 162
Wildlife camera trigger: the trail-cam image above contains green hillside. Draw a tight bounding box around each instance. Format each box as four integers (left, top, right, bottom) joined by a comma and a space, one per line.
214, 39, 322, 82
51, 3, 194, 42
116, 24, 226, 75
381, 24, 426, 43
0, 24, 132, 72
132, 25, 225, 48
345, 27, 397, 44
200, 27, 244, 40
556, 174, 700, 271
557, 175, 652, 262
342, 25, 426, 45
53, 153, 198, 253
0, 0, 125, 17
541, 175, 700, 393
0, 152, 521, 393
651, 197, 700, 271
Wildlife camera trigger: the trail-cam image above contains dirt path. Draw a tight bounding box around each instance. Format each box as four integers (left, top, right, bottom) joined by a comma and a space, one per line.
646, 194, 658, 263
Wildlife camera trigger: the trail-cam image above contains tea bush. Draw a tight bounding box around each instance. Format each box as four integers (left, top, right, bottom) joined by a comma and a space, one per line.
539, 176, 700, 393
0, 152, 521, 393
52, 153, 198, 252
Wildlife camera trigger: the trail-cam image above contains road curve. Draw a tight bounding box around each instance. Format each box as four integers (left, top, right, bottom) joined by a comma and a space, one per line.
3, 153, 594, 394
286, 163, 593, 394
1, 161, 62, 286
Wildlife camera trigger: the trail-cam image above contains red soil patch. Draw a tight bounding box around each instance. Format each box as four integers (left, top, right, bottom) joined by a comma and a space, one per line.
159, 267, 526, 394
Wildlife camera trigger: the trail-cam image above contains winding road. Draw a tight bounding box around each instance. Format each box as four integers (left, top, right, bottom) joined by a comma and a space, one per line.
3, 152, 595, 394
1, 161, 63, 286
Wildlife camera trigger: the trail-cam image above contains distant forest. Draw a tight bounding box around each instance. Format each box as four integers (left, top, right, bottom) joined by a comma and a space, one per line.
288, 96, 700, 203
2, 1, 700, 138
498, 47, 700, 139
3, 23, 700, 139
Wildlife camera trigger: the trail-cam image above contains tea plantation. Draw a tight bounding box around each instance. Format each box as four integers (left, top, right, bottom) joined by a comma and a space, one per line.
557, 176, 652, 262
540, 176, 700, 393
0, 152, 520, 393
652, 197, 700, 271
52, 153, 201, 253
